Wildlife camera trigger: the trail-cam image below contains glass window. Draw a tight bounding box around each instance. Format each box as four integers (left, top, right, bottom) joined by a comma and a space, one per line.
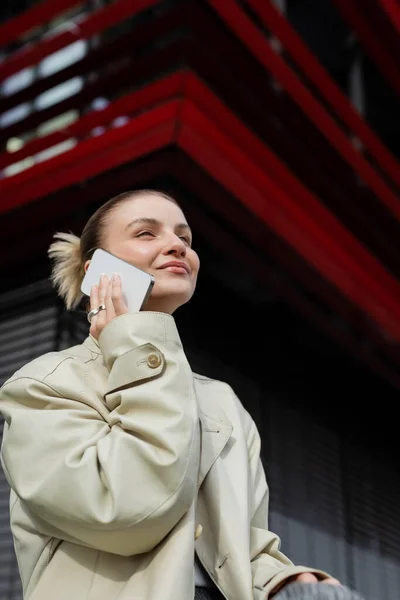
92, 97, 109, 111
35, 138, 76, 163
91, 126, 106, 136
0, 103, 31, 127
38, 40, 87, 78
1, 67, 35, 97
6, 137, 24, 152
48, 8, 89, 34
3, 156, 34, 178
35, 77, 83, 110
37, 109, 79, 136
112, 115, 130, 128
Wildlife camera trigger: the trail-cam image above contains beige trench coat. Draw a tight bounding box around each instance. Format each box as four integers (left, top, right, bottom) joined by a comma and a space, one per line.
0, 312, 328, 600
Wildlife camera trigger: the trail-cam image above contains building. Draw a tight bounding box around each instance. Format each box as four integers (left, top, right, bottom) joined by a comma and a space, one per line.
1, 1, 400, 599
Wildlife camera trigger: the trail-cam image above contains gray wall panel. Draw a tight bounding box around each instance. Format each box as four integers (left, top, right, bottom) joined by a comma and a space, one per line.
0, 282, 57, 600
0, 282, 399, 600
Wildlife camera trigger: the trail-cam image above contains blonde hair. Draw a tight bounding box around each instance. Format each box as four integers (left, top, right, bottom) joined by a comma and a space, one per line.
48, 232, 84, 310
48, 189, 179, 311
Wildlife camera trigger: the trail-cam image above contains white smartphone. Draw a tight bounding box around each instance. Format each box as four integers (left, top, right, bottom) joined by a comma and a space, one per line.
81, 248, 154, 312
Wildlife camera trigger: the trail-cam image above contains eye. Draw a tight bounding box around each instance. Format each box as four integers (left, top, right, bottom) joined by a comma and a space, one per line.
179, 235, 192, 246
136, 231, 155, 238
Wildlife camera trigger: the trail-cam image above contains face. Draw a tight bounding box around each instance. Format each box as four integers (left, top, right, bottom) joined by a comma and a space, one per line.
86, 193, 200, 314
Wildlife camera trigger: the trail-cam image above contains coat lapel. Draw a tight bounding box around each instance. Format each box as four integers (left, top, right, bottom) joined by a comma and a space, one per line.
195, 379, 233, 488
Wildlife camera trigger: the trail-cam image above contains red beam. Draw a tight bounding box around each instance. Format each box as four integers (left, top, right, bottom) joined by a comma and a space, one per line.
172, 160, 400, 386
176, 163, 400, 387
330, 0, 400, 98
379, 0, 400, 35
0, 0, 83, 47
0, 100, 179, 211
0, 151, 175, 244
0, 72, 186, 170
3, 72, 400, 312
183, 90, 400, 304
0, 39, 187, 144
246, 0, 400, 190
178, 103, 400, 341
185, 30, 400, 276
184, 75, 400, 299
3, 68, 400, 342
189, 4, 363, 193
0, 5, 184, 114
0, 0, 160, 83
362, 0, 400, 61
207, 0, 400, 222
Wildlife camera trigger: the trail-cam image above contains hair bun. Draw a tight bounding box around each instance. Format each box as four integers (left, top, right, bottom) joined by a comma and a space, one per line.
48, 232, 84, 310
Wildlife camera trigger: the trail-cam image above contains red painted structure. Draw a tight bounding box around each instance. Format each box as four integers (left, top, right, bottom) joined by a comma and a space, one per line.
1, 0, 400, 387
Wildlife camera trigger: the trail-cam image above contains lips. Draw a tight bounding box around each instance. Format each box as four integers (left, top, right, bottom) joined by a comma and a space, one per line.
158, 261, 191, 274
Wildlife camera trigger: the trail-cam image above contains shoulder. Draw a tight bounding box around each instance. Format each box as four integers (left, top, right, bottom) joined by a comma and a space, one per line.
193, 372, 237, 398
1, 340, 98, 391
193, 372, 254, 433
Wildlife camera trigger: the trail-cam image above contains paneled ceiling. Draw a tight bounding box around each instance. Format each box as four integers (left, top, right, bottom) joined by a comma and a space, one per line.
0, 0, 399, 401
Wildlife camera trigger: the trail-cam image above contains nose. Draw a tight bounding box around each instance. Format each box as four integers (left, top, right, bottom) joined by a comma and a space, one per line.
163, 234, 187, 258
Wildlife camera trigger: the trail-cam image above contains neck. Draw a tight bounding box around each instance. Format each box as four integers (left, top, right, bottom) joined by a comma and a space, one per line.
142, 296, 179, 315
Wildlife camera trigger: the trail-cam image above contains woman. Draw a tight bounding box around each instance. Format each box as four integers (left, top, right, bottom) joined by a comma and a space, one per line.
0, 190, 341, 600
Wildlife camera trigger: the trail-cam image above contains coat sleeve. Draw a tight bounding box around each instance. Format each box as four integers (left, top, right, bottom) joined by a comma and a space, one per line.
247, 419, 331, 598
0, 312, 200, 557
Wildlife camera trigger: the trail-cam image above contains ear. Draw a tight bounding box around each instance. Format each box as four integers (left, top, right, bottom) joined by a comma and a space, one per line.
84, 260, 90, 273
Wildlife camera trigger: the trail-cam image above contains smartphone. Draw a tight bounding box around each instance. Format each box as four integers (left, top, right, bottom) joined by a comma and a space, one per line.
81, 248, 154, 312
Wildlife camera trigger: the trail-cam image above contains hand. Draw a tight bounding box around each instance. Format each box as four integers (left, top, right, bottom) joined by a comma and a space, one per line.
293, 573, 341, 586
89, 274, 129, 341
271, 572, 341, 597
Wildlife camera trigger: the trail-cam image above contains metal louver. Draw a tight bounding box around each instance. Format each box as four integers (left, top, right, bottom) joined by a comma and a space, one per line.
0, 279, 58, 600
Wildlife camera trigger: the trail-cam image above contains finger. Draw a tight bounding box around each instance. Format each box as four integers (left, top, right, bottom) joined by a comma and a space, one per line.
104, 277, 116, 320
111, 273, 128, 315
90, 283, 99, 312
89, 284, 99, 334
96, 275, 108, 326
322, 578, 341, 586
295, 573, 319, 584
89, 284, 99, 337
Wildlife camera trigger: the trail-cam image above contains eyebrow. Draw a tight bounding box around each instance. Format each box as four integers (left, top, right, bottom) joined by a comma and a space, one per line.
124, 217, 192, 234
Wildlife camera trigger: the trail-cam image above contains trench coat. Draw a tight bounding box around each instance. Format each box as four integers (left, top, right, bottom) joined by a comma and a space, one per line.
0, 312, 328, 599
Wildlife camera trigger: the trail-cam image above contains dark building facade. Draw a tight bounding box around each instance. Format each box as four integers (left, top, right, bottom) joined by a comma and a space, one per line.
1, 1, 400, 599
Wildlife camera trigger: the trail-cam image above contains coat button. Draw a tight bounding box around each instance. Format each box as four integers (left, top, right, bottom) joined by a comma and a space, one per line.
195, 524, 203, 540
147, 352, 162, 369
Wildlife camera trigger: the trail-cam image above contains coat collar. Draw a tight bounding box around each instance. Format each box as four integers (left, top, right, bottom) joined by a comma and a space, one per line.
83, 335, 233, 487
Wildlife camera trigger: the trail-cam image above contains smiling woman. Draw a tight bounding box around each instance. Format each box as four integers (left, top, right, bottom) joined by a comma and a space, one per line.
0, 189, 345, 600
88, 192, 200, 316
47, 189, 199, 317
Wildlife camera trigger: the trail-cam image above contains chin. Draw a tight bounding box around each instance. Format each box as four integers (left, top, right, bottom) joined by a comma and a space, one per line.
156, 290, 194, 306
154, 279, 194, 297
149, 284, 194, 311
